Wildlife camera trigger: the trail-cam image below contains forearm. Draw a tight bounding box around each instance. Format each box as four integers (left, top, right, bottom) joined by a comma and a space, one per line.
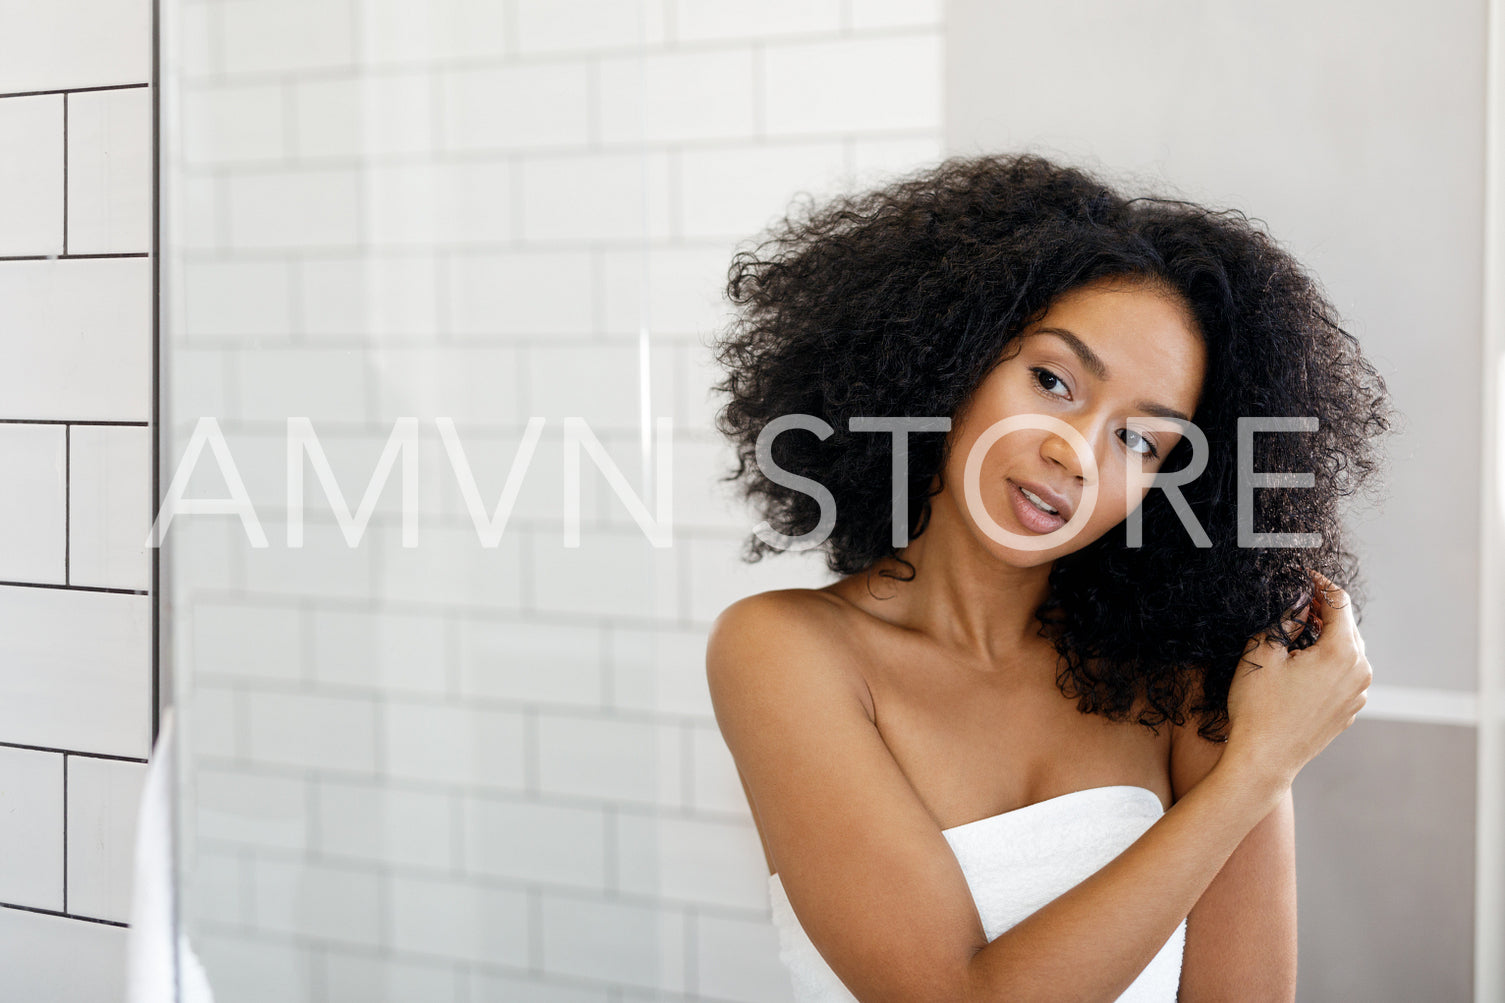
964, 757, 1286, 1003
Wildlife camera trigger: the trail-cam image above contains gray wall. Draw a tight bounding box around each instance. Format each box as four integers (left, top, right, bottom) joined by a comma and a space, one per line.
946, 0, 1487, 997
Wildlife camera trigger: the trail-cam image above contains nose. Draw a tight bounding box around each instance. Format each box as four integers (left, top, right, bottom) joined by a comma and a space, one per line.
1040, 424, 1095, 483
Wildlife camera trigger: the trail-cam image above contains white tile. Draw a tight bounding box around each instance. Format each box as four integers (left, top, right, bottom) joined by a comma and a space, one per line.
181, 82, 286, 166
302, 255, 441, 339
246, 690, 378, 774
684, 534, 836, 625
447, 250, 595, 338
220, 0, 355, 76
525, 345, 642, 431
0, 258, 152, 420
471, 971, 612, 1003
251, 856, 383, 948
528, 527, 680, 621
225, 167, 363, 250
763, 34, 943, 136
65, 756, 147, 923
849, 0, 943, 29
167, 349, 228, 430
463, 795, 606, 888
440, 63, 591, 152
458, 618, 603, 707
188, 683, 241, 760
66, 87, 152, 254
366, 159, 513, 246
678, 141, 849, 240
515, 0, 664, 53
680, 339, 731, 434
609, 627, 714, 719
0, 747, 63, 909
615, 812, 766, 910
194, 931, 314, 1003
500, 425, 608, 526
293, 71, 432, 159
0, 0, 150, 92
175, 1, 217, 79
68, 424, 152, 591
226, 424, 412, 517
599, 49, 757, 145
674, 0, 840, 41
233, 346, 370, 423
0, 587, 151, 757
539, 891, 685, 992
311, 607, 448, 695
356, 0, 510, 64
694, 912, 790, 1003
162, 519, 240, 599
519, 152, 672, 243
0, 424, 66, 584
188, 850, 247, 927
240, 519, 378, 602
535, 713, 681, 807
370, 348, 523, 426
315, 778, 453, 869
667, 436, 749, 533
690, 722, 748, 815
181, 258, 294, 339
179, 172, 224, 251
383, 701, 526, 790
0, 95, 63, 255
849, 135, 944, 181
191, 600, 303, 683
376, 522, 524, 609
322, 951, 465, 1003
601, 246, 734, 338
193, 766, 309, 851
0, 906, 128, 1003
389, 872, 529, 966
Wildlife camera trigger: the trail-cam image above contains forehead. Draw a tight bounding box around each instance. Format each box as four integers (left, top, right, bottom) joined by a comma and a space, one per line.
1028, 280, 1206, 398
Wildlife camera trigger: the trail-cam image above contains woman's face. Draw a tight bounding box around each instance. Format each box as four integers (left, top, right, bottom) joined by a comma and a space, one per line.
939, 278, 1208, 568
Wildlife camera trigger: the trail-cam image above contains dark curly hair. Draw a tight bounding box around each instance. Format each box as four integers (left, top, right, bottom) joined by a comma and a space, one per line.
708, 153, 1395, 740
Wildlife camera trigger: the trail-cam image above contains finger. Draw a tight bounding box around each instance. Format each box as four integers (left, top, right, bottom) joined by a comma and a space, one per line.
1308, 570, 1357, 640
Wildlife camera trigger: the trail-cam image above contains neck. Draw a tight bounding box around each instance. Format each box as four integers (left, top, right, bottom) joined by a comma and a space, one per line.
858, 489, 1056, 668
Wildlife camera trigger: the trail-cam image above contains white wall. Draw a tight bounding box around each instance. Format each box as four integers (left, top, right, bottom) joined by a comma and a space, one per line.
165, 2, 943, 999
0, 0, 155, 997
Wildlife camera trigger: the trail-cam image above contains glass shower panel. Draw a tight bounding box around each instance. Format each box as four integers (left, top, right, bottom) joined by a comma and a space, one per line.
162, 3, 676, 998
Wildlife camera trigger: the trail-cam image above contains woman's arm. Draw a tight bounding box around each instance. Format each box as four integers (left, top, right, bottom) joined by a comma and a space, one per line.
708, 575, 1365, 1003
1171, 723, 1298, 1001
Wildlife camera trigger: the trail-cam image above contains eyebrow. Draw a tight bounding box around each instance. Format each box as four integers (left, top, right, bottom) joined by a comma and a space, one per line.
1033, 326, 1194, 423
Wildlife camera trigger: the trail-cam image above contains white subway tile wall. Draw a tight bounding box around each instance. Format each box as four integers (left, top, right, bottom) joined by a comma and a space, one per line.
169, 1, 942, 999
0, 0, 152, 927
0, 10, 152, 981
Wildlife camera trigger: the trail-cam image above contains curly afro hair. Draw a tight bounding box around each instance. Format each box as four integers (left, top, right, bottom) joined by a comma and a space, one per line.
709, 152, 1394, 740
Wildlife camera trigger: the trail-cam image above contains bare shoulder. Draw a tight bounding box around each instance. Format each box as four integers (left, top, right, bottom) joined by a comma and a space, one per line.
705, 588, 874, 723
703, 587, 986, 996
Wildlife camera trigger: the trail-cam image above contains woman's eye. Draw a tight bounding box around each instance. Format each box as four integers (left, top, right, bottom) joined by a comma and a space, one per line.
1119, 428, 1158, 457
1032, 367, 1069, 397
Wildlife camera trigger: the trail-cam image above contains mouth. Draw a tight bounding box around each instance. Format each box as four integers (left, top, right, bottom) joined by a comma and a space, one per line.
1011, 478, 1073, 522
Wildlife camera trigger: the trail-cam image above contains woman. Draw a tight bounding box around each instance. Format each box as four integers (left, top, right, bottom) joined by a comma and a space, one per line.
704, 154, 1391, 1001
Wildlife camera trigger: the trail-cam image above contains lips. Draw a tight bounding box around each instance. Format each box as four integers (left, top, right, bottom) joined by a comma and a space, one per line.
1011, 478, 1074, 522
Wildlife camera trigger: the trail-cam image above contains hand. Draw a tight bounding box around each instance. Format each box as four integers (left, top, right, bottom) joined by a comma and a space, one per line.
1222, 570, 1372, 790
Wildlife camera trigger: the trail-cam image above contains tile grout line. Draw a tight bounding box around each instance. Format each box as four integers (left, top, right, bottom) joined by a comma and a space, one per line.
0, 901, 126, 929
62, 92, 68, 255
0, 741, 148, 764
63, 425, 70, 585
0, 82, 149, 101
61, 754, 68, 913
